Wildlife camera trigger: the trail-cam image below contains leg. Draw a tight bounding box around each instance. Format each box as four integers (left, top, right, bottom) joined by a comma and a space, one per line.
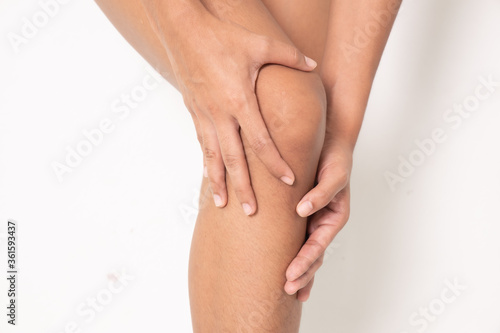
260, 0, 332, 65
95, 0, 329, 331
190, 65, 326, 332
187, 5, 326, 332
94, 0, 331, 80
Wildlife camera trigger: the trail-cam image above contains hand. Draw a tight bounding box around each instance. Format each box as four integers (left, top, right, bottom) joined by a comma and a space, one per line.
161, 11, 317, 215
284, 138, 353, 301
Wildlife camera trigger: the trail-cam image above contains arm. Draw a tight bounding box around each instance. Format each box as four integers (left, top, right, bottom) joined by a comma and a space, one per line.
285, 0, 402, 301
321, 0, 402, 150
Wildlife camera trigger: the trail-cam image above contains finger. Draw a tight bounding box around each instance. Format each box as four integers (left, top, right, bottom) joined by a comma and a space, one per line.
186, 104, 206, 176
191, 114, 206, 177
216, 120, 257, 216
288, 189, 350, 281
296, 169, 349, 217
307, 188, 350, 236
286, 226, 330, 282
297, 276, 315, 302
189, 112, 207, 177
285, 257, 322, 295
259, 37, 317, 71
286, 213, 343, 282
238, 94, 295, 186
199, 118, 228, 208
286, 191, 350, 293
189, 110, 203, 148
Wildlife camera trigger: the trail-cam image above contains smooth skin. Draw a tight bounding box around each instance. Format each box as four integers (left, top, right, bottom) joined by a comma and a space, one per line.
95, 0, 401, 331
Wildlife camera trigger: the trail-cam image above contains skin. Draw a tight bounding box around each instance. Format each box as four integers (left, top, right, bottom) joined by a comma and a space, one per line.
286, 0, 402, 299
95, 0, 401, 331
98, 0, 319, 217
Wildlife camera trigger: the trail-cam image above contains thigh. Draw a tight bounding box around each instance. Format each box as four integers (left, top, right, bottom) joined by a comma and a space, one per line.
260, 0, 332, 68
201, 0, 331, 69
96, 0, 331, 87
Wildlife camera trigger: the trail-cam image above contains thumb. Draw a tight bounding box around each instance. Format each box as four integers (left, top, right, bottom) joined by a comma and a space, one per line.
261, 38, 317, 71
296, 171, 348, 217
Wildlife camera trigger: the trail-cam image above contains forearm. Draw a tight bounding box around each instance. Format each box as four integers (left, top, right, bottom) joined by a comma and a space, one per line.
94, 0, 209, 86
138, 0, 208, 39
321, 0, 402, 150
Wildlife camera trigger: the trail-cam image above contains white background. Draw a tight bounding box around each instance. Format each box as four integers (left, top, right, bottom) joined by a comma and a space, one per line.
0, 0, 499, 332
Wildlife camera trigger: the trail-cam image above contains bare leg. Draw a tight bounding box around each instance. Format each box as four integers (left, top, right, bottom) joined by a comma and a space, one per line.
190, 66, 326, 332
94, 0, 331, 80
261, 0, 331, 64
95, 0, 330, 331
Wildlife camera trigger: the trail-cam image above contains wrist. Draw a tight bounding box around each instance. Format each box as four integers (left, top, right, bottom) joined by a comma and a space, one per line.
321, 136, 354, 175
322, 79, 372, 153
324, 101, 363, 154
325, 131, 356, 155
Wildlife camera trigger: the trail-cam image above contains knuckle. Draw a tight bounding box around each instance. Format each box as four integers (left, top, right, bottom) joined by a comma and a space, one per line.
204, 147, 218, 161
315, 188, 330, 202
250, 135, 268, 154
223, 153, 240, 171
259, 35, 272, 56
204, 101, 219, 117
227, 93, 246, 111
305, 238, 325, 256
289, 46, 301, 63
297, 253, 315, 268
233, 185, 248, 198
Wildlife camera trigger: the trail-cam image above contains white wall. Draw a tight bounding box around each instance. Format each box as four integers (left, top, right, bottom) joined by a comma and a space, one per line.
0, 0, 498, 332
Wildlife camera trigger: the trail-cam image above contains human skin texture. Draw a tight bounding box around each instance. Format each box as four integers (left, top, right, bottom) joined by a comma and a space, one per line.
95, 0, 401, 331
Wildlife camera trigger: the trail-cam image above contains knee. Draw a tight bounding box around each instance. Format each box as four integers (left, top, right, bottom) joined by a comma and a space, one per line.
254, 65, 327, 168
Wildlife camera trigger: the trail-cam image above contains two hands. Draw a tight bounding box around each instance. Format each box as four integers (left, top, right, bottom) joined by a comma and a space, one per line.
162, 11, 352, 301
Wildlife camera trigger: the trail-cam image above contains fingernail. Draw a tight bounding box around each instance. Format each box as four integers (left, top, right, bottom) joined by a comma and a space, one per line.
213, 194, 223, 207
280, 176, 294, 186
297, 201, 313, 217
242, 203, 253, 216
203, 166, 208, 177
304, 56, 317, 68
